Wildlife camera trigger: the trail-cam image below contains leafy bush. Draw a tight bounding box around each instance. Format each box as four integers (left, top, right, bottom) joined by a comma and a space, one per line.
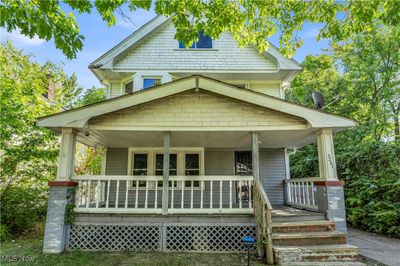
0, 224, 10, 242
339, 140, 400, 236
290, 140, 400, 237
0, 185, 48, 239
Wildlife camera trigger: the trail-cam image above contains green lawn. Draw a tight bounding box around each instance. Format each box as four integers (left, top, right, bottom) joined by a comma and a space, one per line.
1, 235, 264, 266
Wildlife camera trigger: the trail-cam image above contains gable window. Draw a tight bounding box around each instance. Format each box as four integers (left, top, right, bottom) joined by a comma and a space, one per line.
124, 80, 133, 93
178, 30, 212, 49
143, 78, 161, 89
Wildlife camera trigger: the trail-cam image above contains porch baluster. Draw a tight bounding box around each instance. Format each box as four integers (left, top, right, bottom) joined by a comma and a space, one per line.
210, 181, 213, 209
200, 181, 204, 209
155, 180, 158, 209
219, 180, 223, 209
125, 180, 129, 208
145, 180, 148, 209
239, 180, 242, 209
229, 180, 232, 209
115, 180, 120, 208
181, 181, 184, 208
106, 180, 110, 208
190, 180, 194, 209
135, 180, 139, 208
86, 180, 91, 208
171, 180, 174, 209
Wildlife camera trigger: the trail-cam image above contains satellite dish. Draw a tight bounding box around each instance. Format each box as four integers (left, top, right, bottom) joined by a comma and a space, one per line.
312, 90, 325, 109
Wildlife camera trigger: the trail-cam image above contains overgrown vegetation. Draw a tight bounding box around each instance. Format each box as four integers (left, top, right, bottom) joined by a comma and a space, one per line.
288, 25, 400, 237
0, 42, 106, 241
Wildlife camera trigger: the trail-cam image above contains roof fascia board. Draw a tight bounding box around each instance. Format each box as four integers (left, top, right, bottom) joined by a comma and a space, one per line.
90, 15, 170, 68
37, 78, 196, 127
267, 43, 301, 70
37, 76, 354, 129
198, 79, 354, 128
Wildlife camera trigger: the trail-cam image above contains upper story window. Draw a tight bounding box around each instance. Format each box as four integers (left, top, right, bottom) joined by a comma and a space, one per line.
143, 78, 161, 89
178, 30, 212, 49
124, 80, 133, 93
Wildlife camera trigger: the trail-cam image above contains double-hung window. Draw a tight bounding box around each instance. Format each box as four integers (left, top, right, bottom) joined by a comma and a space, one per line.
178, 30, 212, 49
155, 154, 177, 188
184, 153, 200, 187
132, 153, 148, 188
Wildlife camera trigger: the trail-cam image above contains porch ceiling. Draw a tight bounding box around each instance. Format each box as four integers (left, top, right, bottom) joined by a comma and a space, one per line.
77, 129, 320, 149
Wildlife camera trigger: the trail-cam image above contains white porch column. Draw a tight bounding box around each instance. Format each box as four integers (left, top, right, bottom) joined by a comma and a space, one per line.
251, 132, 260, 180
162, 131, 170, 215
56, 128, 77, 181
316, 129, 337, 180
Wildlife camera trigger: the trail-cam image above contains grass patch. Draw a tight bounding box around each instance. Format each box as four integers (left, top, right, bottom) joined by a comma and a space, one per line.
1, 234, 264, 265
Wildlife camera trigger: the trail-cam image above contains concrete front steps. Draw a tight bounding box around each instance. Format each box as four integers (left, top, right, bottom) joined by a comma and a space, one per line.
272, 220, 363, 265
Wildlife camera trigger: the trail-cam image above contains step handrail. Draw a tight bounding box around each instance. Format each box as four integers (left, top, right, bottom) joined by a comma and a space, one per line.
253, 179, 274, 265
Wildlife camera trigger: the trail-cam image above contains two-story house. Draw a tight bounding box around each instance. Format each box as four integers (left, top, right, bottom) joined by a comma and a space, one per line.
38, 16, 360, 265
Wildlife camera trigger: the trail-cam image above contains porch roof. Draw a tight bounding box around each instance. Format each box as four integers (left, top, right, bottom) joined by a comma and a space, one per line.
37, 75, 354, 148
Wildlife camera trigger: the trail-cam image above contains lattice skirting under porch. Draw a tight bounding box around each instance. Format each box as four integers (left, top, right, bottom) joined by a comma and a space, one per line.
67, 223, 257, 252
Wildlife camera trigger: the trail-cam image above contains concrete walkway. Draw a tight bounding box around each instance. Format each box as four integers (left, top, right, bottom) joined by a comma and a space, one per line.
347, 228, 400, 266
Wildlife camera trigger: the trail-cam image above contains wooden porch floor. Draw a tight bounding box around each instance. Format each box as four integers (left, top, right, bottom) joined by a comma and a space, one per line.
272, 206, 326, 222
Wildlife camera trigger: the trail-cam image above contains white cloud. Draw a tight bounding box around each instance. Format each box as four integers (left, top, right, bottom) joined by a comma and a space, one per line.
0, 29, 45, 46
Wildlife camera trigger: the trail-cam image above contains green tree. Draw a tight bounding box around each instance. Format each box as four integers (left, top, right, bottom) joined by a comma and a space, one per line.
288, 26, 400, 236
74, 86, 107, 107
0, 41, 81, 237
1, 0, 399, 58
332, 26, 400, 141
74, 86, 107, 176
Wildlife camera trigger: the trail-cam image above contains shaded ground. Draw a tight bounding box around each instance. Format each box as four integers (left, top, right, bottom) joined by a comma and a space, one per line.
0, 235, 264, 266
348, 228, 400, 266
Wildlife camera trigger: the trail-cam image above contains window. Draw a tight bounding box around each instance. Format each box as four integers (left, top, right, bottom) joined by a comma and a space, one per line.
178, 30, 212, 49
124, 80, 133, 93
185, 153, 200, 187
143, 78, 161, 89
155, 154, 177, 176
132, 153, 148, 187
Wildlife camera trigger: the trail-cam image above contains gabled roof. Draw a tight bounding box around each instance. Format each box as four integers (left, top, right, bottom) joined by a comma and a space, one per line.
89, 15, 301, 72
37, 75, 354, 130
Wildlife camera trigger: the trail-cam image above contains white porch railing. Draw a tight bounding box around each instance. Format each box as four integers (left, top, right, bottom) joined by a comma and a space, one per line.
285, 177, 319, 211
71, 175, 254, 214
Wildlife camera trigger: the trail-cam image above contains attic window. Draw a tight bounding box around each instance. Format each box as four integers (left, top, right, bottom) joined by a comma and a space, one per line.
179, 31, 212, 49
143, 78, 161, 89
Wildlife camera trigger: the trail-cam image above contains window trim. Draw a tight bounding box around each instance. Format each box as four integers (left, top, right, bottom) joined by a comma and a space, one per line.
120, 76, 134, 94
127, 147, 205, 190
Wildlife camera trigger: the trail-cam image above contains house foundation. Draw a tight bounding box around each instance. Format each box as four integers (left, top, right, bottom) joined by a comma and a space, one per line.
43, 181, 77, 254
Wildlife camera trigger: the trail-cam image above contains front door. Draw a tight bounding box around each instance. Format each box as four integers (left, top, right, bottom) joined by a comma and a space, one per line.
235, 151, 252, 202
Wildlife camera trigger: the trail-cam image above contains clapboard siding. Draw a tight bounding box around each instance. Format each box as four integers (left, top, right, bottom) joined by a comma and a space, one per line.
105, 148, 128, 175
109, 82, 121, 98
250, 83, 281, 98
114, 21, 277, 71
90, 90, 306, 129
259, 148, 287, 206
205, 149, 234, 175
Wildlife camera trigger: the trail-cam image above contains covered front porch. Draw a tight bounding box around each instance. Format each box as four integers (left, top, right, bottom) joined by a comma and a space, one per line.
37, 76, 354, 257
65, 127, 337, 216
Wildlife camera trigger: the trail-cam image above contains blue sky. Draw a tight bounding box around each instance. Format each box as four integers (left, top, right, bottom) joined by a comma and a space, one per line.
0, 7, 329, 90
